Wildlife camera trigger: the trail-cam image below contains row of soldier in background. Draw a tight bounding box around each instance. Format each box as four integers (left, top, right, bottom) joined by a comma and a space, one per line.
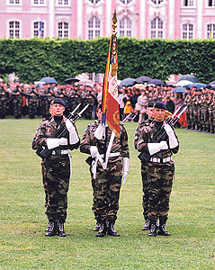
119, 83, 215, 135
185, 86, 215, 133
1, 79, 215, 135
0, 80, 99, 120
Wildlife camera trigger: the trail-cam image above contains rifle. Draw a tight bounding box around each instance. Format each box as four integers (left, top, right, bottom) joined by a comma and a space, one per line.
36, 104, 89, 159
138, 104, 187, 162
86, 111, 133, 166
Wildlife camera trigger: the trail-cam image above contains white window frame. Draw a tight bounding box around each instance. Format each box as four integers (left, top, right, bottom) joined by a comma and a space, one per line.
206, 23, 215, 39
7, 0, 21, 5
182, 0, 195, 7
150, 17, 164, 39
119, 0, 133, 4
88, 0, 102, 4
8, 20, 21, 38
181, 23, 194, 40
32, 0, 46, 6
119, 16, 132, 37
56, 0, 70, 6
57, 22, 69, 39
151, 0, 164, 4
208, 0, 215, 7
33, 21, 45, 38
88, 16, 101, 40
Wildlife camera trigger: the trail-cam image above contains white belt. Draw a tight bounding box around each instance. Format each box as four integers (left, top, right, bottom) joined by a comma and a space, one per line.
100, 152, 120, 158
91, 152, 120, 180
150, 156, 173, 163
52, 150, 68, 155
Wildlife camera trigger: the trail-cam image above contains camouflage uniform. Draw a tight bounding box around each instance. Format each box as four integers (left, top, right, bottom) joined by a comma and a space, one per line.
25, 89, 38, 118
210, 96, 215, 133
134, 119, 179, 234
83, 92, 96, 119
0, 87, 8, 118
80, 121, 129, 232
32, 116, 80, 226
39, 89, 53, 119
11, 88, 22, 118
184, 94, 192, 129
192, 95, 200, 130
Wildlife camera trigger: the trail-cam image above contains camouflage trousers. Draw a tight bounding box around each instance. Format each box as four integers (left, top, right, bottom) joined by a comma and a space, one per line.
42, 155, 71, 223
142, 162, 175, 223
141, 162, 149, 221
90, 160, 122, 223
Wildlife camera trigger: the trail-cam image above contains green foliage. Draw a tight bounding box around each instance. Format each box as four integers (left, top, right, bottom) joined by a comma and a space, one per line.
0, 118, 215, 269
0, 38, 215, 83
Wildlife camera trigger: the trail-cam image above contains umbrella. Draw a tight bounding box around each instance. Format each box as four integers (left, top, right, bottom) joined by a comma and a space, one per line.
172, 87, 186, 93
184, 82, 206, 90
64, 78, 80, 84
166, 81, 176, 86
135, 75, 152, 84
176, 80, 193, 87
208, 81, 215, 87
178, 74, 199, 83
120, 78, 136, 87
40, 77, 57, 84
148, 79, 165, 86
192, 83, 206, 89
133, 84, 145, 90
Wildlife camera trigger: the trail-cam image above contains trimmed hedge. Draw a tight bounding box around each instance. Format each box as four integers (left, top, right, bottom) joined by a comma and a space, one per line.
0, 38, 215, 83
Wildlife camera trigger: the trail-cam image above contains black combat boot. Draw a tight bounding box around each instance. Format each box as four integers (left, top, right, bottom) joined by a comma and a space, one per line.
157, 216, 171, 236
45, 221, 57, 237
142, 219, 150, 231
93, 222, 101, 232
57, 221, 66, 237
107, 221, 120, 237
148, 222, 157, 237
96, 222, 107, 237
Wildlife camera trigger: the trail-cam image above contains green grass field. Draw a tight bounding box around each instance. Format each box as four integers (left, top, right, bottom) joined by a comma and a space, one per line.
0, 118, 214, 270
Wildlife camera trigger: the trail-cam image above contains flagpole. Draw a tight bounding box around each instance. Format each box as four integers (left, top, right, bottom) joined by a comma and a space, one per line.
104, 10, 118, 169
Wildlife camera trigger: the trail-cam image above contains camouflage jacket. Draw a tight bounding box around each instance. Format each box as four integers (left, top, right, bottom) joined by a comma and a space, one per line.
134, 119, 179, 163
80, 120, 129, 164
32, 116, 80, 153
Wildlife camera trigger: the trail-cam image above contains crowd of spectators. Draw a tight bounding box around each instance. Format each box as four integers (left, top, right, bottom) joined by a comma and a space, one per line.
1, 77, 215, 134
0, 78, 182, 121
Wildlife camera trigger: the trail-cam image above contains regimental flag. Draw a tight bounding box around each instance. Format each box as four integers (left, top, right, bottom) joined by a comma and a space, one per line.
101, 10, 120, 138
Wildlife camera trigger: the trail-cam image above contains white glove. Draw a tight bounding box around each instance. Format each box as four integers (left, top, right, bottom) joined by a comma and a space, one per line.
46, 138, 60, 150
122, 157, 129, 184
65, 119, 79, 144
164, 124, 179, 149
59, 138, 68, 145
90, 146, 99, 158
160, 141, 169, 150
148, 141, 168, 156
164, 123, 174, 135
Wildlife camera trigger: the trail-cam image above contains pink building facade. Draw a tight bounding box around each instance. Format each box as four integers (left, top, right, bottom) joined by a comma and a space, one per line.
0, 0, 215, 40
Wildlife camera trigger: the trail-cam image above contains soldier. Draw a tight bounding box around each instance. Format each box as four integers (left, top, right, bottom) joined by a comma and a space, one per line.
32, 98, 80, 237
210, 92, 215, 133
80, 105, 129, 237
134, 102, 179, 237
136, 102, 155, 231
0, 85, 8, 118
23, 85, 38, 119
83, 86, 96, 119
11, 85, 23, 119
184, 88, 192, 129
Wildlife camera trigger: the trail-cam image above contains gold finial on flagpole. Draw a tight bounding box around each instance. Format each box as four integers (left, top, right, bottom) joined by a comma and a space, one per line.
112, 9, 117, 35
